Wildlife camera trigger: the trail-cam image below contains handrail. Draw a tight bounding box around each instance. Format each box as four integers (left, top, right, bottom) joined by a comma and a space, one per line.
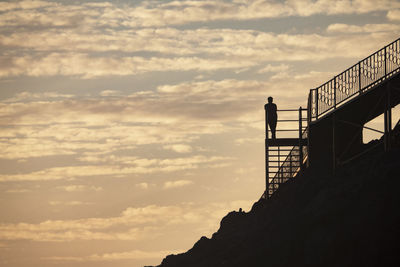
309, 37, 400, 121
267, 127, 307, 197
277, 108, 308, 112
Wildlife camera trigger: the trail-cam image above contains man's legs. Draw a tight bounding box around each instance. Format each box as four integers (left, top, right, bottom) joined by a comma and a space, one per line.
269, 121, 277, 139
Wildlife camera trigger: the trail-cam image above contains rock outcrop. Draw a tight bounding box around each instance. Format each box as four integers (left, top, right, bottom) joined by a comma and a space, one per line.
155, 130, 400, 267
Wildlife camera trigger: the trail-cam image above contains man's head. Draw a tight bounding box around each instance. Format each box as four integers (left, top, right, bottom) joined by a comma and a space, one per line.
268, 96, 273, 103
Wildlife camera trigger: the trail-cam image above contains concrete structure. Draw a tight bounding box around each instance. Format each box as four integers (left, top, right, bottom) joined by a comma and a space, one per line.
308, 74, 400, 172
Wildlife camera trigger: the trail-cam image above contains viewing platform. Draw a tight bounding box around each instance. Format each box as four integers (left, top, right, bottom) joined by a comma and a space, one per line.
267, 138, 307, 147
263, 108, 308, 199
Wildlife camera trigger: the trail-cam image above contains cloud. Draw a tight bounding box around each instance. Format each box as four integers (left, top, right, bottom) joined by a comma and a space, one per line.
281, 0, 400, 16
0, 156, 231, 182
44, 249, 182, 262
258, 64, 289, 73
163, 180, 194, 189
99, 90, 121, 97
49, 201, 93, 206
0, 53, 256, 79
1, 0, 399, 29
0, 2, 98, 27
0, 78, 273, 160
234, 137, 261, 145
3, 92, 74, 103
0, 2, 397, 83
0, 71, 339, 162
5, 189, 31, 193
57, 185, 103, 192
163, 144, 193, 153
1, 26, 399, 79
0, 136, 78, 159
0, 200, 253, 242
0, 90, 234, 159
87, 249, 179, 261
0, 1, 55, 12
387, 9, 400, 21
327, 23, 400, 33
136, 182, 152, 190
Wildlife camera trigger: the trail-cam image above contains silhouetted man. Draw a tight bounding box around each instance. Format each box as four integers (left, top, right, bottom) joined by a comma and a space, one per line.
265, 96, 277, 139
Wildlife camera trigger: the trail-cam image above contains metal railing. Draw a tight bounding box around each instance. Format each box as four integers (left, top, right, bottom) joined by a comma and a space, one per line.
266, 127, 307, 198
261, 108, 308, 199
309, 38, 400, 121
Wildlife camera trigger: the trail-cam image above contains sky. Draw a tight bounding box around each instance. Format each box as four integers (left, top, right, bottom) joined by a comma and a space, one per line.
0, 0, 399, 266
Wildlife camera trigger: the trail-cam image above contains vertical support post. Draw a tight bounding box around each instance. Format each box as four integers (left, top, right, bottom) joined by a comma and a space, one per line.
358, 61, 362, 95
278, 146, 280, 188
332, 113, 336, 175
298, 107, 303, 176
388, 87, 392, 133
307, 92, 311, 168
384, 104, 388, 152
315, 89, 319, 120
265, 139, 269, 198
307, 91, 311, 124
265, 105, 269, 198
384, 84, 392, 151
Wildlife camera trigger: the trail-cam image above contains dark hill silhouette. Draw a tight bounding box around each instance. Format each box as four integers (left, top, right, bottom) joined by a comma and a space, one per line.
152, 123, 400, 267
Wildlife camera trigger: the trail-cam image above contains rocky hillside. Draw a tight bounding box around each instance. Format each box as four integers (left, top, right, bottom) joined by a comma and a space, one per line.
154, 127, 400, 267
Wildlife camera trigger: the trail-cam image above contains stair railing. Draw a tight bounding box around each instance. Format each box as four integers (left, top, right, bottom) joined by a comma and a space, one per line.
309, 38, 400, 121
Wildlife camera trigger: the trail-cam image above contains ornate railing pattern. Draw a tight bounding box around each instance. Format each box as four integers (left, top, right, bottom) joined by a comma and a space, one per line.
309, 38, 400, 120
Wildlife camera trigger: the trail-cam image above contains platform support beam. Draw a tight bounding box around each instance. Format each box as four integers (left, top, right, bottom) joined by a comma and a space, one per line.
265, 107, 269, 198
384, 84, 392, 151
332, 113, 336, 175
298, 107, 304, 176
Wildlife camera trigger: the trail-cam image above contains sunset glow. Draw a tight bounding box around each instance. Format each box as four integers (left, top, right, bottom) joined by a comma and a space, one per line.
1, 1, 400, 266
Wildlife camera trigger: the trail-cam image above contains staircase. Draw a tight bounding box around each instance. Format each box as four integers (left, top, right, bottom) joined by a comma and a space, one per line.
262, 108, 307, 199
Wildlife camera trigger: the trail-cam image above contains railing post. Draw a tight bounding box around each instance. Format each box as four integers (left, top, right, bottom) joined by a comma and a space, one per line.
384, 45, 387, 77
299, 107, 303, 176
333, 77, 337, 109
